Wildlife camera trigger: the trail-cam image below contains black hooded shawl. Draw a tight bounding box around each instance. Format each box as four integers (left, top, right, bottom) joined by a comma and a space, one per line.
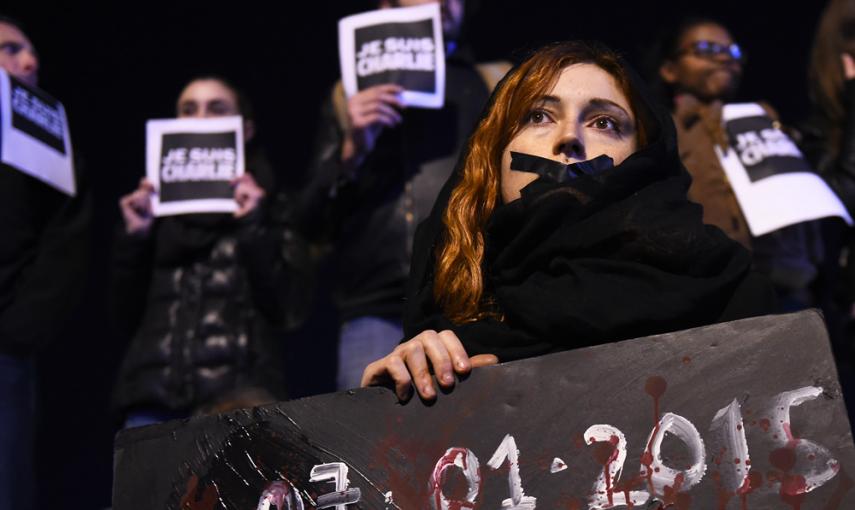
402, 44, 775, 362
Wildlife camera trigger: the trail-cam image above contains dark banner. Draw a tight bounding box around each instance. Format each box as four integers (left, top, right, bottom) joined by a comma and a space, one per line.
113, 310, 855, 509
158, 131, 238, 203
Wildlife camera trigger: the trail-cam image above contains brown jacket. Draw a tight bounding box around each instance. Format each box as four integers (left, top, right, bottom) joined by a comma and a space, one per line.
673, 96, 753, 248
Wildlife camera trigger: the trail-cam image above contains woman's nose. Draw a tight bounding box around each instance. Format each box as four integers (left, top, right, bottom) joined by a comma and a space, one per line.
18, 49, 38, 80
556, 125, 586, 163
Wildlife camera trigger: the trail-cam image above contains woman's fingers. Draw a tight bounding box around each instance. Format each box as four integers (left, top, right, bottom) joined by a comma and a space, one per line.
360, 330, 497, 402
842, 53, 855, 80
437, 330, 472, 375
470, 353, 499, 368
385, 355, 414, 401
402, 338, 435, 400
232, 174, 265, 217
421, 331, 455, 388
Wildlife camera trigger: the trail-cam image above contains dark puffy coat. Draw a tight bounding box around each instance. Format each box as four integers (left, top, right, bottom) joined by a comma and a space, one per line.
112, 202, 308, 414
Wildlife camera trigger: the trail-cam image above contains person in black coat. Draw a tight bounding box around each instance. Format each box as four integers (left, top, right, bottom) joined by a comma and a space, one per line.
0, 15, 91, 510
799, 0, 855, 428
113, 76, 306, 427
361, 41, 775, 402
298, 0, 510, 391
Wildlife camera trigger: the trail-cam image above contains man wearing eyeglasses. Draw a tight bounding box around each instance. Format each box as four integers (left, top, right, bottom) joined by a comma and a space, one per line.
657, 18, 822, 313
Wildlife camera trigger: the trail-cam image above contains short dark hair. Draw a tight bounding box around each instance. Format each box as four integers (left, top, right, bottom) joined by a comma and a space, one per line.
658, 17, 730, 64
641, 16, 733, 105
0, 14, 28, 35
181, 75, 256, 123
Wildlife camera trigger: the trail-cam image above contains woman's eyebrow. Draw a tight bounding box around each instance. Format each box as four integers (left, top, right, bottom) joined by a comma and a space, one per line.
584, 98, 632, 120
533, 95, 561, 106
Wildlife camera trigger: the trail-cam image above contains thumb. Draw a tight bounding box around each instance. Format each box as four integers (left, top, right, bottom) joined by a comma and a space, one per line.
470, 354, 499, 368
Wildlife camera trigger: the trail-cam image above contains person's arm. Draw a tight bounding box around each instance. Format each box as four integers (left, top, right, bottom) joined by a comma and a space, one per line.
110, 225, 155, 341
111, 179, 157, 340
361, 330, 498, 401
234, 175, 312, 331
0, 180, 91, 355
295, 83, 402, 241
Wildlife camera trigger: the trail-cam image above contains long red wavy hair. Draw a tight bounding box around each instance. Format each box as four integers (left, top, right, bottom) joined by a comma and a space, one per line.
434, 41, 650, 324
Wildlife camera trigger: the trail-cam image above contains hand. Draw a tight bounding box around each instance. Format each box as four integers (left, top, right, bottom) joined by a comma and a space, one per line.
361, 329, 499, 401
341, 84, 403, 165
232, 173, 266, 219
842, 53, 855, 81
119, 178, 155, 237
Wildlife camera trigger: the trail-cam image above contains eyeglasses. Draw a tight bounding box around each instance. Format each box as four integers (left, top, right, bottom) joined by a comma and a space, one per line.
674, 40, 745, 62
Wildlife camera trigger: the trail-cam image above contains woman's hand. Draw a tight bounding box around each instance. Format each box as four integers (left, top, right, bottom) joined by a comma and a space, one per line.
842, 53, 855, 80
119, 178, 155, 237
361, 330, 499, 401
341, 84, 403, 167
232, 173, 266, 219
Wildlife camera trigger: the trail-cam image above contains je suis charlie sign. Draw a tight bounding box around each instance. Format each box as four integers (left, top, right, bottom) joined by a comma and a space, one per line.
146, 116, 244, 217
338, 3, 445, 109
716, 103, 852, 236
0, 68, 75, 195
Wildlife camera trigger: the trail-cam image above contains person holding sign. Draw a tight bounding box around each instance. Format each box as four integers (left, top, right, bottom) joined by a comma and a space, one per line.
300, 0, 511, 391
112, 77, 306, 427
361, 41, 774, 402
654, 18, 826, 312
0, 15, 91, 510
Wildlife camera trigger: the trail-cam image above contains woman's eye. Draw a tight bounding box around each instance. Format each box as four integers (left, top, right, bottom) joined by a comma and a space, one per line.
0, 43, 22, 56
528, 109, 550, 124
592, 116, 619, 131
179, 103, 197, 117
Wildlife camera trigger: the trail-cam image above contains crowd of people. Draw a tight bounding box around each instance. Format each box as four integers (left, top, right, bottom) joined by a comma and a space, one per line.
3, 0, 855, 507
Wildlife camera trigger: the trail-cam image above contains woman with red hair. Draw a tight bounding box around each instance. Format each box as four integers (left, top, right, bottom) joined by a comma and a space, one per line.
362, 41, 774, 401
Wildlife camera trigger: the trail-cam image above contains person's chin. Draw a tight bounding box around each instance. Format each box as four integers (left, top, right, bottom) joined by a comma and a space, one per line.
707, 74, 740, 100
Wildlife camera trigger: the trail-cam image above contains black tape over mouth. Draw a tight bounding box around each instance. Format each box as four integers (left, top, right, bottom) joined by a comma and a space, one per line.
509, 152, 614, 183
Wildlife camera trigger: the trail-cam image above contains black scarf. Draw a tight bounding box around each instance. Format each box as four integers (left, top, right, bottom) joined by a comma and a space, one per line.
402, 44, 774, 362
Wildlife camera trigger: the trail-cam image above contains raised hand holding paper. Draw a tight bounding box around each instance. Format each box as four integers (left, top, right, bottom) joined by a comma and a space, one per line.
338, 3, 445, 109
145, 116, 244, 216
716, 103, 853, 236
0, 68, 75, 195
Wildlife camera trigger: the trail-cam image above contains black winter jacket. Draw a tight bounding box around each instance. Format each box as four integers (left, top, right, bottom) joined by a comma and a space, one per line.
112, 201, 308, 414
0, 162, 90, 357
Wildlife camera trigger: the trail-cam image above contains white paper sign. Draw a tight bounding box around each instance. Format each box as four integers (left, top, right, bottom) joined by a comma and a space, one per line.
146, 116, 244, 216
0, 68, 75, 196
338, 3, 445, 109
716, 102, 852, 236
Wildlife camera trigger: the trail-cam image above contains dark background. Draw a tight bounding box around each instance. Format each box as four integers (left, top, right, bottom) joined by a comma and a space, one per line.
3, 1, 825, 507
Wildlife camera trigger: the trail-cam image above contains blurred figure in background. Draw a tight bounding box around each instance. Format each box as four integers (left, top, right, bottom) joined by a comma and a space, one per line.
801, 0, 855, 419
112, 76, 307, 427
0, 15, 91, 510
298, 0, 510, 391
654, 17, 823, 311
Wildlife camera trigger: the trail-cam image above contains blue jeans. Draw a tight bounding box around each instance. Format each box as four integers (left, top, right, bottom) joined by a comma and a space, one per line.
337, 317, 403, 391
0, 353, 35, 510
123, 409, 188, 429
